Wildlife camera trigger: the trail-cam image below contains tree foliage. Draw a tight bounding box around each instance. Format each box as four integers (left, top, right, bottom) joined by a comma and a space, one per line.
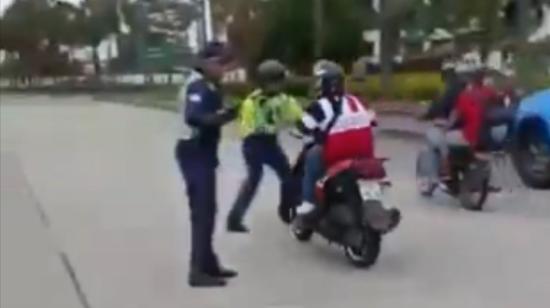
0, 0, 52, 52
0, 0, 85, 78
213, 0, 369, 73
1, 0, 546, 81
220, 0, 267, 72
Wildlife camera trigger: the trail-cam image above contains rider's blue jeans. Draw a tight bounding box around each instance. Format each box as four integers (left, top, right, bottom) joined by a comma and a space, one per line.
302, 145, 325, 204
424, 126, 468, 182
424, 125, 508, 182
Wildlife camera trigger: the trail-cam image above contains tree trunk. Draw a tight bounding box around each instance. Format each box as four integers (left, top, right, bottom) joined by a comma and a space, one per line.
92, 46, 102, 76
380, 28, 398, 98
380, 1, 398, 99
516, 0, 531, 40
479, 0, 503, 58
313, 0, 324, 59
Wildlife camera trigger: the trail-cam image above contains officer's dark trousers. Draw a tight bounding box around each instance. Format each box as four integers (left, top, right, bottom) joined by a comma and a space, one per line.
229, 134, 294, 222
175, 140, 219, 273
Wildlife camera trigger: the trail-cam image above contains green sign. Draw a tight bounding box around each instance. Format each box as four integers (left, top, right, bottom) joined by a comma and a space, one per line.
143, 43, 175, 72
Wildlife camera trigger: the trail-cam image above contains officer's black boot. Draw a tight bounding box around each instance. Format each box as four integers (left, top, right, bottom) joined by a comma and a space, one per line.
206, 266, 238, 279
188, 269, 227, 288
227, 210, 250, 233
278, 204, 292, 224
226, 214, 250, 233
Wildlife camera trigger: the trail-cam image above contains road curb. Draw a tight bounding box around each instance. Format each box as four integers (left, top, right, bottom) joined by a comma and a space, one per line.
376, 114, 428, 140
372, 101, 427, 117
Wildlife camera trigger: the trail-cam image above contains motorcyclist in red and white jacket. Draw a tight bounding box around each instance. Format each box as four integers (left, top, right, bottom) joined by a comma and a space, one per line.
295, 61, 377, 218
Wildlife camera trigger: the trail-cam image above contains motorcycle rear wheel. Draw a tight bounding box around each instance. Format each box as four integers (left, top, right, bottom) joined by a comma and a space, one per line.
458, 165, 490, 211
344, 230, 381, 268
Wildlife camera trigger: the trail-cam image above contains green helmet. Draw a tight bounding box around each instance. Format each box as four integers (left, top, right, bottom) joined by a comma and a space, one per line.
257, 59, 287, 85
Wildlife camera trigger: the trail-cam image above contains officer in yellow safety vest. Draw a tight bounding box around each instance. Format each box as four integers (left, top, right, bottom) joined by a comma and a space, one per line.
227, 60, 303, 233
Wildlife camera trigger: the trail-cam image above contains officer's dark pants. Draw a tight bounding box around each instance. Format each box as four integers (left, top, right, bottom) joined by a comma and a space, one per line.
175, 140, 220, 273
229, 134, 294, 222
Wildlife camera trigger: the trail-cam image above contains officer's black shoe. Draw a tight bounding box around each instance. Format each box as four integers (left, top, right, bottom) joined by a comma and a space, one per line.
188, 271, 227, 288
278, 206, 292, 224
227, 219, 250, 233
207, 267, 238, 279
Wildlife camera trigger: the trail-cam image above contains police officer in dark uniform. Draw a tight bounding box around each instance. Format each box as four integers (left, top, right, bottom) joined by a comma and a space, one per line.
175, 42, 237, 288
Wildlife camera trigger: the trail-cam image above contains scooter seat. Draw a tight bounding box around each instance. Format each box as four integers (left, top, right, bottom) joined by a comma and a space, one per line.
324, 158, 387, 181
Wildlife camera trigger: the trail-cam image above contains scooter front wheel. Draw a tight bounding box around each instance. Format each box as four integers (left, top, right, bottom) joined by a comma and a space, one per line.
344, 230, 381, 268
290, 225, 313, 242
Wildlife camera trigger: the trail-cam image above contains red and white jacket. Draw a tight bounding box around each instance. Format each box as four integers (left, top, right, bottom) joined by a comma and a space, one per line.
299, 94, 377, 166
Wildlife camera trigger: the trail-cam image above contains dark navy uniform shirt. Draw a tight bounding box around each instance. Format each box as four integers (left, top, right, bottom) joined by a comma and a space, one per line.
182, 71, 224, 166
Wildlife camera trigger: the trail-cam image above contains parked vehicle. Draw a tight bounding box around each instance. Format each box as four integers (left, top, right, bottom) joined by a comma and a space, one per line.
512, 90, 550, 189
289, 147, 400, 268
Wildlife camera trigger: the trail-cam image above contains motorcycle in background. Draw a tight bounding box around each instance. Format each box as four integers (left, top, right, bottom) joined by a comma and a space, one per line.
416, 134, 492, 211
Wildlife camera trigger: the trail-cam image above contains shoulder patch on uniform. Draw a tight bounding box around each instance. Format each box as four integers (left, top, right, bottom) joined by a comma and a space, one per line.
188, 93, 202, 103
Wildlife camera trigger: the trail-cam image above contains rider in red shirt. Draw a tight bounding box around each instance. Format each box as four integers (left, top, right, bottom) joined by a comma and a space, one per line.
453, 69, 499, 149
454, 78, 498, 148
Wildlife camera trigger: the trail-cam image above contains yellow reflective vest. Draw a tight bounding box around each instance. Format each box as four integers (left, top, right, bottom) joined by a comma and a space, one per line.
238, 89, 303, 137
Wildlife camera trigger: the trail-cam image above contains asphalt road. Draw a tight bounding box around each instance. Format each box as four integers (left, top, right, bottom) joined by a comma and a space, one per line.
1, 95, 549, 308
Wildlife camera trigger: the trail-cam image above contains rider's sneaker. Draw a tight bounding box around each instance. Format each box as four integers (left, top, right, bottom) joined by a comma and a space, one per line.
296, 202, 315, 215
419, 178, 436, 196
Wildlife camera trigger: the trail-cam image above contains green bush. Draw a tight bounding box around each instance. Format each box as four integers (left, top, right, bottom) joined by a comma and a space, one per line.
223, 72, 444, 103
348, 72, 444, 102
532, 75, 550, 91
514, 52, 550, 92
222, 82, 254, 98
285, 76, 313, 97
223, 77, 311, 99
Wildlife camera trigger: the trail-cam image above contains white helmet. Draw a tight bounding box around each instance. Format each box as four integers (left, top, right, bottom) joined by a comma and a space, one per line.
456, 51, 484, 74
441, 58, 456, 71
